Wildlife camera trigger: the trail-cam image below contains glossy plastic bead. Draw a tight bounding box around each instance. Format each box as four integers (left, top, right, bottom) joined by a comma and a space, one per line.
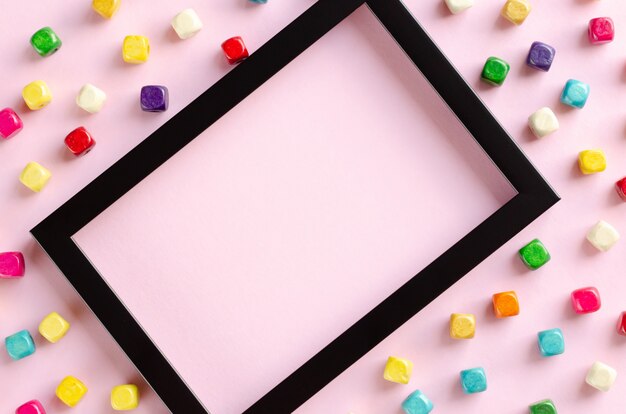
30, 27, 62, 57
5, 330, 36, 360
171, 9, 203, 39
493, 291, 519, 318
518, 238, 550, 269
249, 0, 268, 3
384, 356, 413, 384
586, 220, 619, 251
501, 0, 531, 25
20, 162, 51, 192
22, 81, 52, 110
111, 384, 139, 410
571, 287, 601, 314
0, 108, 23, 139
460, 367, 487, 393
122, 35, 150, 64
56, 376, 88, 407
222, 36, 249, 64
0, 251, 25, 278
617, 312, 626, 336
528, 107, 558, 138
578, 150, 606, 174
560, 79, 589, 109
481, 57, 510, 86
444, 0, 473, 14
76, 84, 106, 114
39, 312, 70, 343
402, 390, 433, 414
537, 328, 564, 357
588, 17, 614, 44
450, 313, 476, 339
526, 41, 555, 72
615, 177, 626, 201
529, 399, 557, 414
65, 127, 96, 156
16, 400, 46, 414
140, 85, 168, 112
93, 0, 121, 18
586, 361, 617, 391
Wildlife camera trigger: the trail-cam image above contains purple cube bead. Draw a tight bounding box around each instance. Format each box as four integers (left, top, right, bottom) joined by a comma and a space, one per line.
526, 41, 556, 72
140, 85, 168, 112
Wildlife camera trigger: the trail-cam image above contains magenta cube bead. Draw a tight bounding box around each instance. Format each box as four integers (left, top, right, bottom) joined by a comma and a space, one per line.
588, 17, 614, 44
16, 400, 46, 414
571, 287, 601, 314
0, 108, 23, 139
0, 252, 25, 278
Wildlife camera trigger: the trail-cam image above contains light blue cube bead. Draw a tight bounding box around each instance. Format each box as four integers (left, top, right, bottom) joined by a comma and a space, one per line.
402, 390, 434, 414
5, 330, 36, 360
560, 79, 590, 108
248, 0, 268, 3
538, 328, 565, 357
460, 367, 487, 393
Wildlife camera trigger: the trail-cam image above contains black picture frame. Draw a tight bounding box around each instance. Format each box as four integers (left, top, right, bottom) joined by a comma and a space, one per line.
31, 0, 559, 412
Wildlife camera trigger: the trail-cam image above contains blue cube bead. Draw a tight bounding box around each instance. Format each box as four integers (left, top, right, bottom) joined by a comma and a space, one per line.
526, 41, 556, 72
538, 328, 565, 357
5, 330, 36, 360
460, 367, 488, 393
560, 79, 589, 108
402, 390, 434, 414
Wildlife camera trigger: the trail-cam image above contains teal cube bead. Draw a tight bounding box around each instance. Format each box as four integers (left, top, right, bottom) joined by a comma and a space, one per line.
518, 239, 550, 270
529, 399, 558, 414
481, 57, 510, 86
30, 27, 62, 57
249, 0, 268, 3
5, 330, 36, 360
402, 390, 433, 414
460, 367, 487, 393
538, 328, 564, 357
560, 79, 589, 109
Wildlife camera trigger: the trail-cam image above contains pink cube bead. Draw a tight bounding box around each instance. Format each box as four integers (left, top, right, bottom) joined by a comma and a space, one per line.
571, 287, 601, 314
0, 252, 26, 278
0, 108, 23, 139
16, 400, 46, 414
588, 17, 614, 44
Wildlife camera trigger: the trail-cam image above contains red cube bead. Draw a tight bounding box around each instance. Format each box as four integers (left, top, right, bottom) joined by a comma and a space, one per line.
64, 126, 95, 156
616, 177, 626, 201
16, 400, 46, 414
617, 312, 626, 336
571, 287, 601, 314
221, 36, 249, 65
588, 17, 614, 44
0, 107, 23, 139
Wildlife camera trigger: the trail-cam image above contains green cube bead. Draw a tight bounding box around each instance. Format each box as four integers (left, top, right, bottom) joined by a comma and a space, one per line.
519, 238, 551, 270
30, 27, 62, 57
481, 56, 510, 86
529, 399, 557, 414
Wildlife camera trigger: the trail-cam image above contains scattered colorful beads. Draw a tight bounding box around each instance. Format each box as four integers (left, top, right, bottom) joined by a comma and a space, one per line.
481, 57, 510, 86
140, 85, 169, 112
571, 287, 601, 314
19, 162, 52, 192
56, 376, 88, 407
585, 361, 617, 392
444, 0, 473, 14
22, 81, 52, 110
537, 328, 564, 357
526, 41, 555, 72
578, 149, 606, 175
588, 17, 614, 45
501, 0, 531, 25
65, 126, 96, 156
402, 390, 434, 414
15, 400, 46, 414
586, 220, 619, 251
528, 107, 558, 138
617, 312, 626, 336
518, 238, 550, 270
222, 36, 249, 64
92, 0, 121, 19
39, 312, 70, 343
111, 384, 140, 410
615, 177, 626, 201
5, 330, 36, 360
30, 27, 62, 57
0, 108, 24, 139
450, 313, 476, 339
76, 84, 107, 114
383, 356, 413, 384
0, 251, 25, 278
171, 9, 203, 40
493, 291, 520, 318
460, 367, 487, 394
560, 79, 589, 109
122, 35, 150, 64
529, 399, 557, 414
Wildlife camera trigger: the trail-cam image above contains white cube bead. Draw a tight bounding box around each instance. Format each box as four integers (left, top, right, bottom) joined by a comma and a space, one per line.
171, 9, 203, 40
586, 220, 620, 252
76, 83, 106, 114
528, 107, 559, 138
586, 361, 617, 391
444, 0, 474, 14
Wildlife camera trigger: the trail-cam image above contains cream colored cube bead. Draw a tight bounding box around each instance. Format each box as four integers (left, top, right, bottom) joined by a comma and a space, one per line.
171, 9, 203, 40
586, 220, 620, 252
444, 0, 474, 14
586, 361, 617, 391
528, 107, 559, 138
76, 83, 106, 114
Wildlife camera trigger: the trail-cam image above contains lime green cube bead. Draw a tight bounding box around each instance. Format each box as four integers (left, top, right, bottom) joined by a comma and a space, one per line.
481, 57, 510, 86
529, 399, 557, 414
30, 27, 62, 57
518, 239, 550, 270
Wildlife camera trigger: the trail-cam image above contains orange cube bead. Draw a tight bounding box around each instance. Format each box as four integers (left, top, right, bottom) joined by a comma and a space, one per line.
492, 291, 519, 318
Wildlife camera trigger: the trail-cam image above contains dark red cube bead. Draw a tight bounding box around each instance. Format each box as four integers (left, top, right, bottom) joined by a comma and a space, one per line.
617, 312, 626, 336
615, 177, 626, 201
64, 126, 95, 156
221, 36, 249, 64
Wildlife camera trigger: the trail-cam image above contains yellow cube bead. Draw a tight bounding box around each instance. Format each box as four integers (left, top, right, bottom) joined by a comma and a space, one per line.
111, 384, 140, 410
22, 80, 52, 110
450, 313, 476, 339
383, 356, 413, 384
122, 35, 150, 64
501, 0, 531, 25
579, 150, 606, 174
19, 162, 51, 192
92, 0, 121, 19
56, 376, 88, 407
38, 312, 70, 343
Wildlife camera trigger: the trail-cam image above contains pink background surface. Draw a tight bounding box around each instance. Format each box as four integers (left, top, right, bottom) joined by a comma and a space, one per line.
0, 1, 624, 414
